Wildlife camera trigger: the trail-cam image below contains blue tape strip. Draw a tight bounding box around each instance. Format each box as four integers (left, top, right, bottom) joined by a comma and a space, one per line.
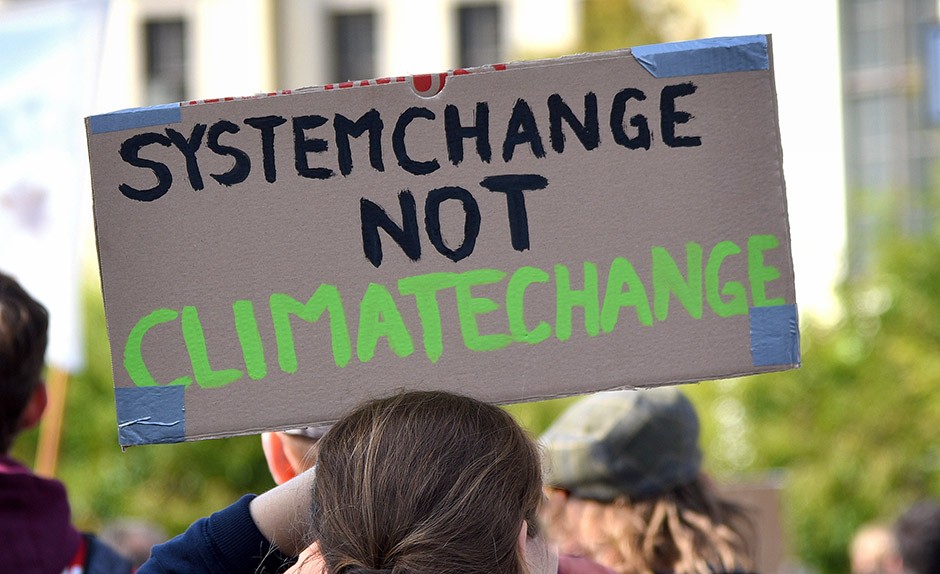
632, 35, 768, 78
749, 304, 801, 367
89, 102, 182, 134
115, 386, 186, 446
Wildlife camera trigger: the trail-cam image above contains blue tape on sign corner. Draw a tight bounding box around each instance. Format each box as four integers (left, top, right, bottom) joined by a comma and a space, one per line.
89, 102, 182, 134
631, 35, 769, 78
115, 386, 186, 447
749, 304, 801, 367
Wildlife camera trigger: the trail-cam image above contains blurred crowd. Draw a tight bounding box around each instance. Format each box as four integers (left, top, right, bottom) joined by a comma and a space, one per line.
850, 503, 940, 574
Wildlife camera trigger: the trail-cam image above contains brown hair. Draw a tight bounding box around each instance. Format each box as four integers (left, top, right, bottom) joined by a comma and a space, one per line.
0, 272, 48, 453
541, 475, 754, 574
312, 391, 543, 574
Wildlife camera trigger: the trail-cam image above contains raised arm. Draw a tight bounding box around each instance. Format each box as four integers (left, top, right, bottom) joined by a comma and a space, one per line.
249, 464, 318, 556
139, 466, 317, 573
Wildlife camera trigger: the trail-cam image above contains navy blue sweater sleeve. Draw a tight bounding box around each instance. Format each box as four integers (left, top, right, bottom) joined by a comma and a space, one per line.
138, 494, 295, 574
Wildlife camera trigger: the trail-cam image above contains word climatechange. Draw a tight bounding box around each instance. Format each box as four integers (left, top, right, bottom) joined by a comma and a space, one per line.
124, 234, 785, 389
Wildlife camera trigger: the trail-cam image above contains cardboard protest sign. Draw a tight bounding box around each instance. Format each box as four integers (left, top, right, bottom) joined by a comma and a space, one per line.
86, 35, 800, 447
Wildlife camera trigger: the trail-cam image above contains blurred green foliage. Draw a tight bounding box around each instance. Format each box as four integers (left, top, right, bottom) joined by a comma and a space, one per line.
579, 0, 703, 53
755, 234, 940, 573
684, 233, 940, 574
512, 231, 940, 574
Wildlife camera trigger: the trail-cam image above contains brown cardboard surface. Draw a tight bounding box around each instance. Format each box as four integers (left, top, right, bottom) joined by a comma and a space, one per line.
87, 36, 799, 445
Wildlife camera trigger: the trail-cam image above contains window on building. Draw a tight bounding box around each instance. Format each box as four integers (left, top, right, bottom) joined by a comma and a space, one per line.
457, 4, 501, 68
853, 95, 893, 189
144, 18, 188, 105
906, 0, 935, 57
844, 0, 890, 69
331, 11, 376, 82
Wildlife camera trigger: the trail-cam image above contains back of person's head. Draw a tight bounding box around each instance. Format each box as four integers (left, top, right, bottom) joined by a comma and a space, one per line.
539, 387, 752, 574
895, 501, 940, 574
312, 390, 543, 574
0, 271, 48, 453
99, 518, 169, 568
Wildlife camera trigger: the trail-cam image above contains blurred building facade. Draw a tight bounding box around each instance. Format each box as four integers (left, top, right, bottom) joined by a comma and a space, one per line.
85, 0, 578, 112
839, 0, 940, 275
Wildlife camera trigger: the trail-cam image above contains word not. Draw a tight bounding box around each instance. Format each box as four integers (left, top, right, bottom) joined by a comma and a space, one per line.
117, 83, 701, 201
123, 234, 784, 389
362, 174, 548, 267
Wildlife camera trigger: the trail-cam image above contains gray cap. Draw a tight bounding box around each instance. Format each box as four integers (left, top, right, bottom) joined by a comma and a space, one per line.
540, 387, 702, 501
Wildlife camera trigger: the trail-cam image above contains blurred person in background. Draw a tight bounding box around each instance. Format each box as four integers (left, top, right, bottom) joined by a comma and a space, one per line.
849, 523, 900, 574
539, 387, 755, 574
100, 518, 168, 569
894, 500, 940, 574
0, 271, 132, 574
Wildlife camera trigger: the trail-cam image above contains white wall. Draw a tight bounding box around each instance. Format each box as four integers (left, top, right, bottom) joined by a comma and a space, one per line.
95, 0, 275, 112
707, 0, 847, 323
509, 0, 578, 57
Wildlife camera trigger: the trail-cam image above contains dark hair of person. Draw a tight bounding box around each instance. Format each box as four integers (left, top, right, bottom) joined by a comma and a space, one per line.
895, 501, 940, 574
0, 272, 48, 453
311, 390, 543, 574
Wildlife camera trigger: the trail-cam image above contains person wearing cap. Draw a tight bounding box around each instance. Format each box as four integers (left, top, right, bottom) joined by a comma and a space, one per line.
539, 387, 754, 574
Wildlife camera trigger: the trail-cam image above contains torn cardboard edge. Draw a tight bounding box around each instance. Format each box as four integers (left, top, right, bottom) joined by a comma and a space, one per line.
88, 35, 770, 134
